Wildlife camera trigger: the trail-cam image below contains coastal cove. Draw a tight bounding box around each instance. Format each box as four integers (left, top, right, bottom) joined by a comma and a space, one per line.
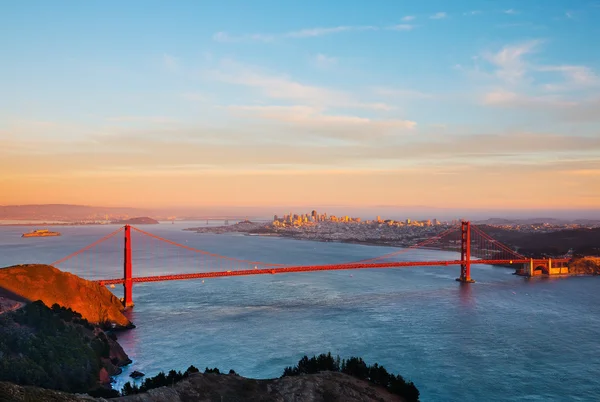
1, 222, 599, 401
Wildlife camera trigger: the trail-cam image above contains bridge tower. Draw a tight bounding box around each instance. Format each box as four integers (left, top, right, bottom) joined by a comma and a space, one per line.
457, 221, 475, 283
123, 225, 134, 308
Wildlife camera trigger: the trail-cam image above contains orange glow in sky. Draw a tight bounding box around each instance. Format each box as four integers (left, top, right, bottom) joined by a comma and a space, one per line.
1, 4, 599, 213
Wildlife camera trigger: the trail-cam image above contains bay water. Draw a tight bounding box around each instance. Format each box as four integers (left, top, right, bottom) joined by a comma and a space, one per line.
1, 222, 598, 401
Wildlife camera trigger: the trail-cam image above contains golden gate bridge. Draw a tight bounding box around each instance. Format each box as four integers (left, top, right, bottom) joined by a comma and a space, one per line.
50, 222, 569, 307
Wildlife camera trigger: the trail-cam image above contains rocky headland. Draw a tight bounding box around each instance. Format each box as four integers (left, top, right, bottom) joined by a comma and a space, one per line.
0, 264, 132, 328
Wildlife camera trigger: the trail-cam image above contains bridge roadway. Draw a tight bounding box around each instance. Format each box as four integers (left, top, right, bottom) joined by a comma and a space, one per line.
97, 258, 570, 285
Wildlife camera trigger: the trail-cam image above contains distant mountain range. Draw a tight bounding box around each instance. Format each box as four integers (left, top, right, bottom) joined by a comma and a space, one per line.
0, 204, 255, 221
0, 204, 153, 221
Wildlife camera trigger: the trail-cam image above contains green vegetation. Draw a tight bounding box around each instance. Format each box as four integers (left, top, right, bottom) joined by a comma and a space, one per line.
121, 365, 200, 395
282, 352, 420, 402
0, 301, 118, 396
478, 226, 600, 257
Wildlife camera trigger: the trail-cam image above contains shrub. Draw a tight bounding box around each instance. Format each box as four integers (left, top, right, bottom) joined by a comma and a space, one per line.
282, 353, 419, 402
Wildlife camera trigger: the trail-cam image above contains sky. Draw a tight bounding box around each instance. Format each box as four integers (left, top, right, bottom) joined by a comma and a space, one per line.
1, 0, 599, 215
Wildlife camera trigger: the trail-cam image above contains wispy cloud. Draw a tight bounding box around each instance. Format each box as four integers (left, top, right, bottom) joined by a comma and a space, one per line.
212, 32, 275, 42
504, 9, 518, 15
213, 25, 378, 42
287, 26, 376, 38
480, 41, 600, 92
484, 91, 600, 124
210, 61, 393, 110
478, 40, 600, 121
313, 53, 337, 68
228, 105, 416, 140
8, 124, 598, 175
482, 90, 576, 108
402, 15, 415, 21
483, 40, 540, 84
213, 23, 421, 42
537, 65, 600, 91
566, 11, 575, 19
464, 10, 481, 16
5, 118, 600, 210
430, 12, 447, 19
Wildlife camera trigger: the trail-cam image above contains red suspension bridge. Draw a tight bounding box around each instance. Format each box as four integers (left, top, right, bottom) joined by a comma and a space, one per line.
51, 222, 569, 307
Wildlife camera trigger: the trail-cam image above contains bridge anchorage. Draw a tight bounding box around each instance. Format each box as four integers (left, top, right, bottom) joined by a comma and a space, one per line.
51, 221, 570, 307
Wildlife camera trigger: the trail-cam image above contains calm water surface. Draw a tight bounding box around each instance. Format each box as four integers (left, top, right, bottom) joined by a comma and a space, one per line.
1, 222, 599, 401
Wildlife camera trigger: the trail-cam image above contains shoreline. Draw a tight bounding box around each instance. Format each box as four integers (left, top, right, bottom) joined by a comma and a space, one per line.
194, 229, 438, 250
190, 230, 480, 261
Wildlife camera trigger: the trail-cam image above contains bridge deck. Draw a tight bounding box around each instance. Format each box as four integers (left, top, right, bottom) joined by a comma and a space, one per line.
97, 258, 569, 285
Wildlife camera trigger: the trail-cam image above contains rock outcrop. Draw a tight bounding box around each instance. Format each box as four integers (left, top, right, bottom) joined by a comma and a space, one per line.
0, 264, 131, 328
0, 381, 97, 402
569, 257, 600, 275
1, 371, 406, 402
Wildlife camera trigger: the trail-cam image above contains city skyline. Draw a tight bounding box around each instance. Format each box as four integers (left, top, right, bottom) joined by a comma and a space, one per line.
1, 1, 599, 211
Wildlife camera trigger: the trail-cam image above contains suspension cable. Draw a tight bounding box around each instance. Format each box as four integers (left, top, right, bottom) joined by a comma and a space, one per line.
52, 226, 125, 266
130, 226, 284, 267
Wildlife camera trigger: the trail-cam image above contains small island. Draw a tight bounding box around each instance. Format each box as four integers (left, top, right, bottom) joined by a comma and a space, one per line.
22, 229, 61, 238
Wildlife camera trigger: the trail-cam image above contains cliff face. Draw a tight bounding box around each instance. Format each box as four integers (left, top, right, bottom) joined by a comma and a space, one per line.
0, 264, 131, 328
569, 257, 600, 275
1, 371, 405, 402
